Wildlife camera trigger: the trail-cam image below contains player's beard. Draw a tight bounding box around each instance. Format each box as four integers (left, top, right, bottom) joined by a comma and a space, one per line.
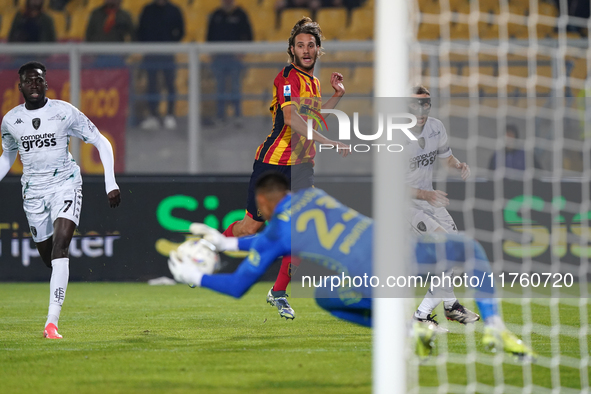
294, 54, 316, 72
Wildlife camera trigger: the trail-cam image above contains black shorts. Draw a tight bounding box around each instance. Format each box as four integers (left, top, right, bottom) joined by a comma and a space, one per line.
246, 161, 314, 222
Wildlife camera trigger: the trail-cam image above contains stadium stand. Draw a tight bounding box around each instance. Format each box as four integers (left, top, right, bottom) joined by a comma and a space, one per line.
121, 0, 152, 23
346, 65, 372, 95
417, 22, 439, 41
271, 8, 312, 41
0, 9, 17, 41
46, 8, 68, 41
67, 7, 90, 41
234, 0, 258, 9
183, 7, 208, 42
190, 0, 219, 18
241, 67, 276, 116
342, 7, 373, 40
247, 6, 275, 41
1, 0, 579, 118
0, 0, 564, 44
418, 0, 440, 15
315, 7, 348, 40
85, 0, 103, 11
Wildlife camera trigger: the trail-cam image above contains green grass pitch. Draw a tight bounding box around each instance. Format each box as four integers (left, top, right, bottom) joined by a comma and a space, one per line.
0, 282, 589, 393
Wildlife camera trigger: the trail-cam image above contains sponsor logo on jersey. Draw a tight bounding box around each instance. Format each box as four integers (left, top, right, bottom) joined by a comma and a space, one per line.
86, 118, 96, 133
20, 133, 57, 152
409, 150, 437, 171
248, 249, 261, 267
428, 130, 441, 138
14, 118, 23, 125
32, 118, 41, 130
418, 137, 425, 149
48, 114, 66, 121
417, 221, 427, 232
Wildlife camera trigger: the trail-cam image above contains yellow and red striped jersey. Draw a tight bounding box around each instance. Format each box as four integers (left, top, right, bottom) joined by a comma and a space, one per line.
254, 63, 322, 165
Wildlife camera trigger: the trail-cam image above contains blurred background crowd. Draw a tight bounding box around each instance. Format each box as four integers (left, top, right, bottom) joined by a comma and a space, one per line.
0, 0, 588, 176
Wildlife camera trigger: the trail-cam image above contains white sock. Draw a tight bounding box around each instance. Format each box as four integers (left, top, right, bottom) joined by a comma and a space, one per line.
443, 298, 458, 310
417, 291, 442, 315
45, 258, 69, 328
484, 315, 506, 330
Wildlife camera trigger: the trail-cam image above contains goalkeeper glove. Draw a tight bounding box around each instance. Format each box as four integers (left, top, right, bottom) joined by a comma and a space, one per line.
168, 250, 204, 286
189, 223, 239, 252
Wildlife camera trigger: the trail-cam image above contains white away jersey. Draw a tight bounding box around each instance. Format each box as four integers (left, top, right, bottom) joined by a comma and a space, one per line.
405, 117, 452, 206
1, 99, 100, 197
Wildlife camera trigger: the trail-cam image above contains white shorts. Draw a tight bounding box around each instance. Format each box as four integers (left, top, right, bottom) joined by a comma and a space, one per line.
23, 181, 83, 243
407, 206, 457, 235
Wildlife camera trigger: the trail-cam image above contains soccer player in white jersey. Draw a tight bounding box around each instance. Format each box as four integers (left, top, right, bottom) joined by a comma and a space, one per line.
0, 62, 121, 339
406, 85, 480, 332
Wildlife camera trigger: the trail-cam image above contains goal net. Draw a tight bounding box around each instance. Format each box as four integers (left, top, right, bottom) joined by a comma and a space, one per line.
406, 0, 591, 392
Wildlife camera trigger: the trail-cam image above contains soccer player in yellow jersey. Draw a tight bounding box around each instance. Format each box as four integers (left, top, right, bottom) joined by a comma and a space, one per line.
220, 17, 350, 319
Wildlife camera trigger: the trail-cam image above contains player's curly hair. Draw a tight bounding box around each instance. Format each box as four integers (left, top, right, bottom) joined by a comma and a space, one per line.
18, 61, 47, 78
412, 84, 430, 96
287, 17, 324, 63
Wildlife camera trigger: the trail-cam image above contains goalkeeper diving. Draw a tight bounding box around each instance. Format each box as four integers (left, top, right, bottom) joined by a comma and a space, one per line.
168, 172, 536, 359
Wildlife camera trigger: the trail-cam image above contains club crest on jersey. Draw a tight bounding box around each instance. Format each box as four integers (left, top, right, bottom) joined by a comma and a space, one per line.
32, 118, 41, 130
417, 221, 427, 232
418, 137, 425, 149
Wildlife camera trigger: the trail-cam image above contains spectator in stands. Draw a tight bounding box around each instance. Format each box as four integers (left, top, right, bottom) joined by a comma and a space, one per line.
85, 0, 134, 67
207, 0, 253, 125
48, 0, 70, 11
275, 0, 321, 14
553, 0, 589, 35
321, 0, 363, 9
86, 0, 134, 43
8, 0, 56, 43
488, 125, 542, 171
137, 0, 184, 130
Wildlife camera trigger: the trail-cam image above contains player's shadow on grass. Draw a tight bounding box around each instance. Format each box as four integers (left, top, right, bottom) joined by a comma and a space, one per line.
96, 335, 190, 346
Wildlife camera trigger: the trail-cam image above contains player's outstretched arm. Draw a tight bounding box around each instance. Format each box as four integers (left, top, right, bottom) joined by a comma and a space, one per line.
284, 104, 351, 157
91, 134, 121, 207
172, 229, 288, 298
203, 228, 288, 298
0, 149, 17, 182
